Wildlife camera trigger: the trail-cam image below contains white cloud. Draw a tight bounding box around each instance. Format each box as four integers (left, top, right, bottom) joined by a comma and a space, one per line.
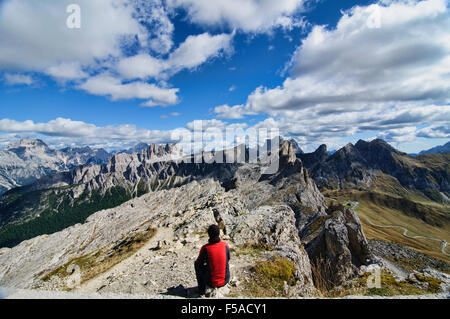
45, 62, 88, 81
3, 73, 34, 85
116, 32, 234, 80
417, 124, 450, 139
0, 0, 142, 72
0, 118, 177, 142
78, 74, 179, 107
169, 32, 233, 71
130, 0, 175, 54
0, 1, 224, 107
216, 0, 450, 116
214, 104, 258, 119
186, 119, 228, 131
116, 54, 168, 80
167, 0, 306, 33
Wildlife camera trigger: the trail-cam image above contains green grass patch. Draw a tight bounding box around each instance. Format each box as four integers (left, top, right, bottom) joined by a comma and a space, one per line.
237, 257, 297, 297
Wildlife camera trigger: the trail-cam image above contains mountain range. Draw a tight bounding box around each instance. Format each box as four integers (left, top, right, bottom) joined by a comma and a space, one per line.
419, 141, 450, 155
298, 139, 450, 205
0, 137, 448, 298
0, 139, 178, 196
0, 139, 111, 195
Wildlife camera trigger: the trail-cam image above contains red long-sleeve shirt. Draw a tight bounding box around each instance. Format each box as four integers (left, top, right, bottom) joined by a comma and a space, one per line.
196, 241, 230, 287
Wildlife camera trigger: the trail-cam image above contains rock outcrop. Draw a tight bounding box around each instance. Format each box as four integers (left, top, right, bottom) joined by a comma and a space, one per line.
229, 205, 315, 296
300, 203, 372, 286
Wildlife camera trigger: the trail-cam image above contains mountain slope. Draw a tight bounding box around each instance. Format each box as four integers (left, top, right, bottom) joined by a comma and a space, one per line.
419, 141, 450, 155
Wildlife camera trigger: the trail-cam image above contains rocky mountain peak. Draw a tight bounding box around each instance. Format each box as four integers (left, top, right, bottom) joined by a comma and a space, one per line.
7, 138, 48, 150
279, 139, 297, 165
355, 138, 400, 155
315, 144, 327, 156
341, 142, 356, 153
289, 139, 304, 154
6, 139, 52, 156
143, 143, 184, 161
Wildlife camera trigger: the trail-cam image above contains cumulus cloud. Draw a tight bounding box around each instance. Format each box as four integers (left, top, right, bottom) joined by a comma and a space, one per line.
116, 32, 234, 80
78, 74, 179, 107
0, 118, 180, 143
214, 0, 450, 149
0, 0, 141, 72
417, 124, 450, 139
130, 0, 175, 54
167, 0, 306, 33
214, 104, 258, 119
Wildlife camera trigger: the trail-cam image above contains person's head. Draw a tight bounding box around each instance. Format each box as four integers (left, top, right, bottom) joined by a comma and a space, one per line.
207, 224, 220, 244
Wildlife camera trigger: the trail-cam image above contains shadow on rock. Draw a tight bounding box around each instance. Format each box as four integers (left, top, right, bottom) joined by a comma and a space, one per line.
164, 284, 201, 298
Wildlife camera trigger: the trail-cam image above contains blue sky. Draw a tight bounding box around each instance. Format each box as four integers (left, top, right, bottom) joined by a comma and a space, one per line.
0, 0, 449, 153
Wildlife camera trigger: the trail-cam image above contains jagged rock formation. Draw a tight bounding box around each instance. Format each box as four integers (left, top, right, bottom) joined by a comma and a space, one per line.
0, 139, 111, 195
0, 142, 184, 231
297, 144, 327, 172
58, 146, 110, 167
300, 203, 372, 286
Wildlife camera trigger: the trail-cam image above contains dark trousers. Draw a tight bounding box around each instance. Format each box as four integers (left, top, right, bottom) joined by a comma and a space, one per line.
194, 261, 211, 293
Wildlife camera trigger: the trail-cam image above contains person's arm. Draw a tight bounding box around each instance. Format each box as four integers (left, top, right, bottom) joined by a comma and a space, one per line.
195, 245, 207, 265
226, 244, 230, 262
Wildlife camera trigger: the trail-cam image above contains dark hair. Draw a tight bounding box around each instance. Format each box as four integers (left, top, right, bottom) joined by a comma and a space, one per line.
208, 224, 220, 244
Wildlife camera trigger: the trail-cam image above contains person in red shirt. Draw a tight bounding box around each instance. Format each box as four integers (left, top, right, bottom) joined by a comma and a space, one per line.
194, 224, 230, 295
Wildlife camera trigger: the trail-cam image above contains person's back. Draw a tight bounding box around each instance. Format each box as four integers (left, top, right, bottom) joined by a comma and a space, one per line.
194, 224, 230, 294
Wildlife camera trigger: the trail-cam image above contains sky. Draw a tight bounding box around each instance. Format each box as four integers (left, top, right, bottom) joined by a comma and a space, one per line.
0, 0, 449, 153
